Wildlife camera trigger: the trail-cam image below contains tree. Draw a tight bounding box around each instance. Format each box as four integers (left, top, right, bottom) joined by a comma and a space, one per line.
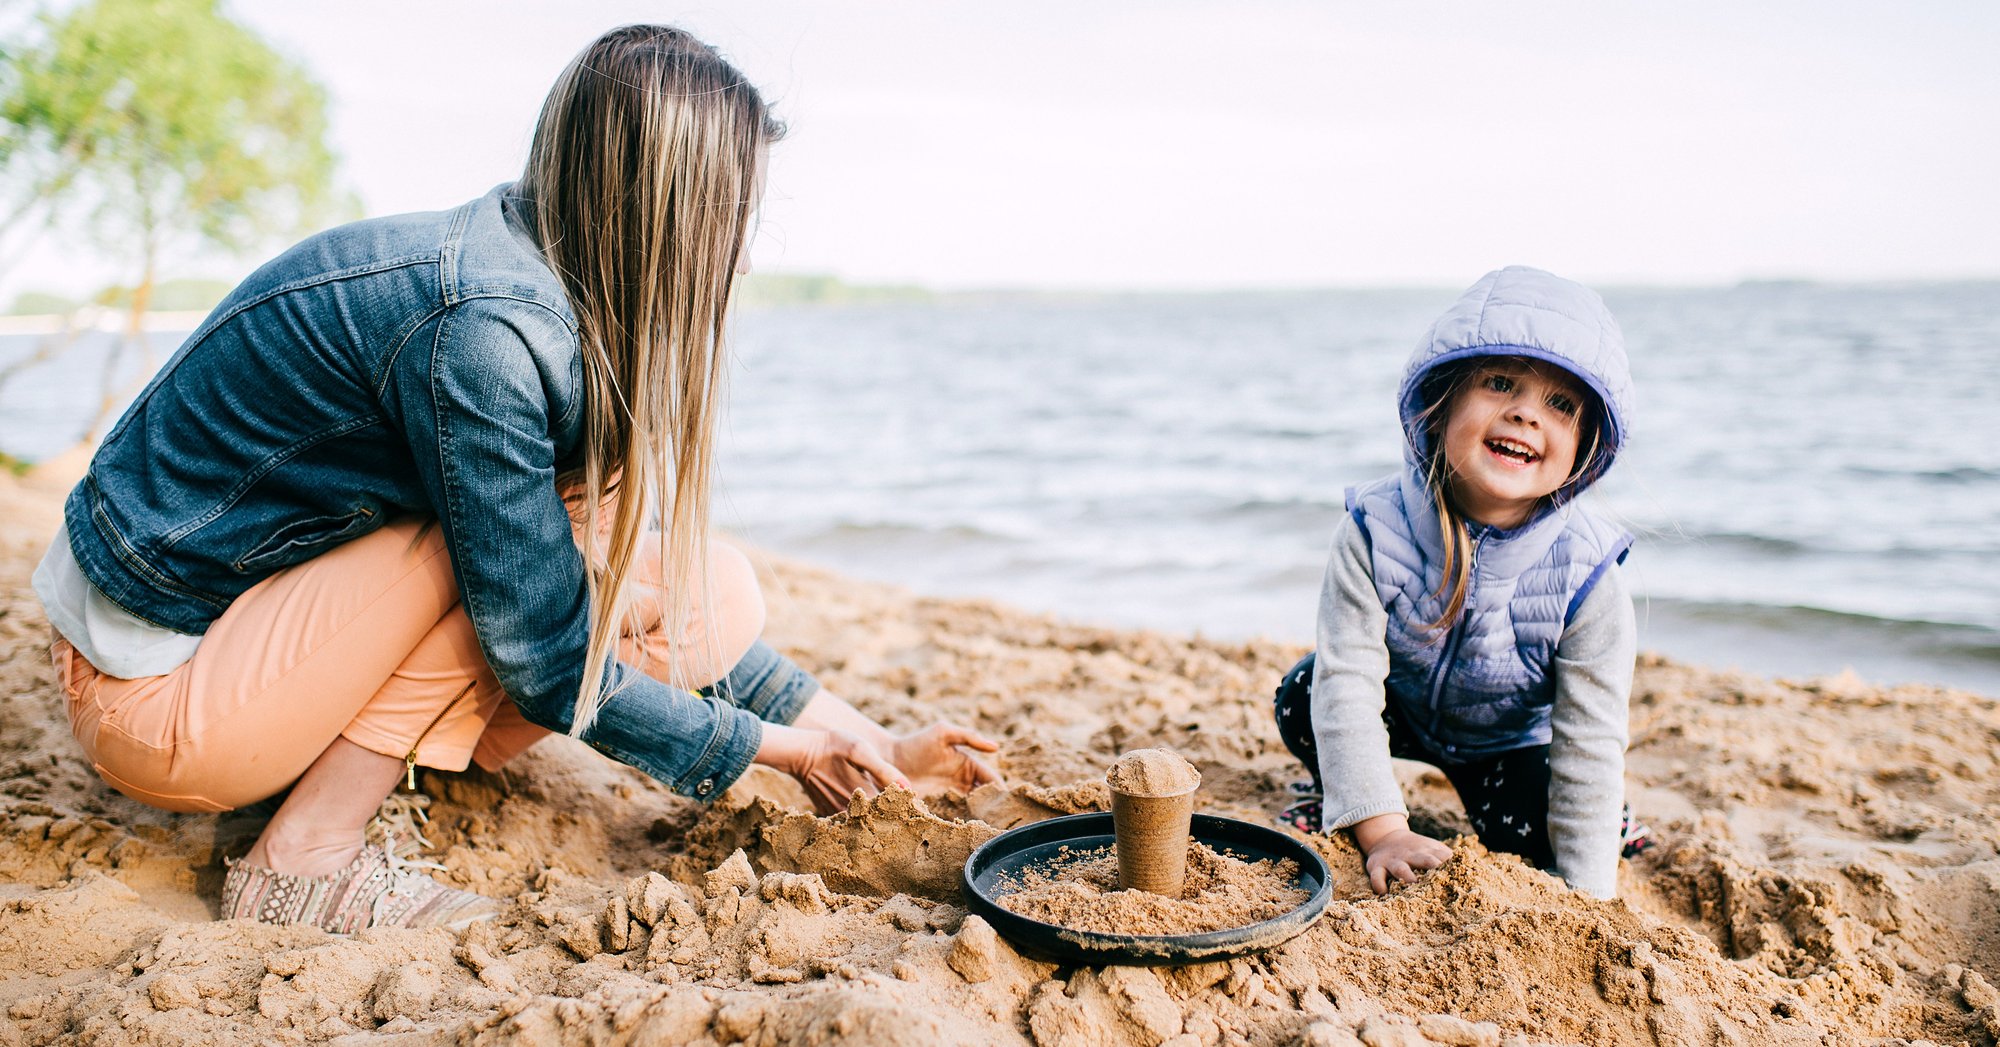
0, 0, 52, 273
0, 0, 345, 441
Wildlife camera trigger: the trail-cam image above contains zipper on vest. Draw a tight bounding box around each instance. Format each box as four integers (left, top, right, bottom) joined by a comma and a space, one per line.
405, 681, 477, 791
1425, 532, 1485, 740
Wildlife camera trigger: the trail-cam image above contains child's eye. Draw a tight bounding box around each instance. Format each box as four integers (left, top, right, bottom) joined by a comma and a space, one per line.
1547, 393, 1578, 416
1482, 374, 1514, 393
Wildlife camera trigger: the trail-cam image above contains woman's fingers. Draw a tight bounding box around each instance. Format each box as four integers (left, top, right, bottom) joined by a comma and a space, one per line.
960, 752, 1002, 787
939, 724, 1001, 753
809, 773, 870, 814
833, 763, 882, 804
806, 779, 846, 815
789, 729, 894, 812
843, 737, 910, 792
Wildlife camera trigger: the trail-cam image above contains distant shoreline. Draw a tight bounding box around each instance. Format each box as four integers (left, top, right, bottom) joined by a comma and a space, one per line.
9, 276, 1999, 330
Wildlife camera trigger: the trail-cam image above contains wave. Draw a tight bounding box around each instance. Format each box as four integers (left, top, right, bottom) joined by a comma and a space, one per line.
1218, 423, 1345, 441
770, 519, 1033, 547
1840, 464, 2000, 485
1641, 597, 2000, 664
1666, 531, 1813, 556
1193, 496, 1343, 521
1653, 529, 1997, 560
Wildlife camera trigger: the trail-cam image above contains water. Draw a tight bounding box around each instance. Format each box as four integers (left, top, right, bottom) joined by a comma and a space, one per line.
0, 324, 190, 461
715, 284, 2000, 695
4, 283, 1996, 694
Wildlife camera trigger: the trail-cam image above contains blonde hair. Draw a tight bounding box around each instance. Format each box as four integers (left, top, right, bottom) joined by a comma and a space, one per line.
1413, 357, 1603, 636
517, 26, 784, 735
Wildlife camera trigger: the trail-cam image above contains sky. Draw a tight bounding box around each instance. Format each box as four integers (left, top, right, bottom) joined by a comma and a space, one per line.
7, 0, 2000, 298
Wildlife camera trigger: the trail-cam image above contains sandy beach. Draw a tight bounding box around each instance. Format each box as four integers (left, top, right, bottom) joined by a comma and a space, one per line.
1, 461, 1996, 1047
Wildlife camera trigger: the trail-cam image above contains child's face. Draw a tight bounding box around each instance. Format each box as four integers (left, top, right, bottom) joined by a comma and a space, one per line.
1438, 358, 1588, 529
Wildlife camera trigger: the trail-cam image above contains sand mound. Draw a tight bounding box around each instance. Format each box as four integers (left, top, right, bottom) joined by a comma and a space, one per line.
1108, 748, 1201, 797
2, 467, 1998, 1045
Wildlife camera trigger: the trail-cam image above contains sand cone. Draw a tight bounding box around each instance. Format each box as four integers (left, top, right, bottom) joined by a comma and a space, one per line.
1107, 748, 1201, 896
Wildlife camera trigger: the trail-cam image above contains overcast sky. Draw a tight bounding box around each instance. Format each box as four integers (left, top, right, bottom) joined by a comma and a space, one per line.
10, 1, 2000, 297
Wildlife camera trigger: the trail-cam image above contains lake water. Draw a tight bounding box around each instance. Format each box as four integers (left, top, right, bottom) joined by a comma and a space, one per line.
4, 282, 1996, 695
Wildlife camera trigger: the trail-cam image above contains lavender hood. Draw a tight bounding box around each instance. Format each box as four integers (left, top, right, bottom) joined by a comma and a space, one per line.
1398, 265, 1632, 503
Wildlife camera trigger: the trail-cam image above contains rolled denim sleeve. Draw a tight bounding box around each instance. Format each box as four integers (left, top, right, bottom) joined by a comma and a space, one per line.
705, 640, 820, 725
384, 297, 763, 801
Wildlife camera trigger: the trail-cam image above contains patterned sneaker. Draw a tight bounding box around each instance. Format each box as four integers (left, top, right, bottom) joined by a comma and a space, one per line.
1278, 797, 1324, 834
1620, 808, 1657, 859
221, 843, 501, 933
367, 792, 439, 863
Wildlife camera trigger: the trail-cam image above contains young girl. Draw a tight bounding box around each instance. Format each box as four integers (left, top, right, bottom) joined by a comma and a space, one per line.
1272, 266, 1648, 900
33, 25, 997, 933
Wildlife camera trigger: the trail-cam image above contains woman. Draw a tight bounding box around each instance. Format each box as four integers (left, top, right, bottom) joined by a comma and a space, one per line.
33, 25, 998, 933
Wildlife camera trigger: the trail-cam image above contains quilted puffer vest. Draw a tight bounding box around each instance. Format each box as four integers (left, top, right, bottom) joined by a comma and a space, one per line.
1347, 468, 1631, 761
1346, 265, 1636, 761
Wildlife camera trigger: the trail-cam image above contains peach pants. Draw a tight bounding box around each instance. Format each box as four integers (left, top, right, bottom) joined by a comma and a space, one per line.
53, 517, 764, 814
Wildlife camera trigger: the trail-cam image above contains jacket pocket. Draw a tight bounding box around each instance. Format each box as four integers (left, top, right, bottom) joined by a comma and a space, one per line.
233, 506, 377, 573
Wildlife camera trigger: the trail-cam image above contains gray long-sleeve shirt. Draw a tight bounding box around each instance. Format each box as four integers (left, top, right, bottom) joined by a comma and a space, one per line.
1310, 514, 1635, 898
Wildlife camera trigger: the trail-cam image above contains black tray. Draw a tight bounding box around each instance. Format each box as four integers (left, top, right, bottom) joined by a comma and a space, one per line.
960, 811, 1331, 966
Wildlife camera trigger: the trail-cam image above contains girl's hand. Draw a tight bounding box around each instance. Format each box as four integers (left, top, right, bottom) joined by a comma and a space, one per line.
756, 723, 910, 815
887, 723, 1002, 795
1352, 813, 1453, 894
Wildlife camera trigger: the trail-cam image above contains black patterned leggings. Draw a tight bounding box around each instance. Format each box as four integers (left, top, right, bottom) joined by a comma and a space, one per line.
1273, 652, 1557, 870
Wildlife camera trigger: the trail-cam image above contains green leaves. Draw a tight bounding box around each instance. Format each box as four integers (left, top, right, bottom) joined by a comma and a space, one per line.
2, 0, 344, 274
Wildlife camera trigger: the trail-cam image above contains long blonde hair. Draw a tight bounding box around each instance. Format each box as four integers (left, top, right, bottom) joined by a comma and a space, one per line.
517, 26, 783, 735
1414, 358, 1603, 636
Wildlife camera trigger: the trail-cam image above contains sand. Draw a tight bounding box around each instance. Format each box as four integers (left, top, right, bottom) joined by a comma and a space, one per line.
1109, 749, 1202, 798
2, 459, 1999, 1046
995, 842, 1308, 936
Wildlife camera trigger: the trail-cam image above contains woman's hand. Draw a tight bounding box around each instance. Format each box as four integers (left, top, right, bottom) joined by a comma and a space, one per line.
755, 723, 910, 815
887, 724, 1002, 795
1352, 813, 1453, 894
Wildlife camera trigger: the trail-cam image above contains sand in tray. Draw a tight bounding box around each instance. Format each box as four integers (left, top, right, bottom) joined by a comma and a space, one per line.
994, 840, 1307, 936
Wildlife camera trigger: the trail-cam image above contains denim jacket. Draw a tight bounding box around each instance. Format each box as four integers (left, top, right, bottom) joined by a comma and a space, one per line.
61, 183, 817, 801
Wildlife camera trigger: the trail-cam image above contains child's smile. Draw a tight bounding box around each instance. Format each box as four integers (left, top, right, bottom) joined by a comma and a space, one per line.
1439, 359, 1586, 529
1483, 435, 1542, 465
